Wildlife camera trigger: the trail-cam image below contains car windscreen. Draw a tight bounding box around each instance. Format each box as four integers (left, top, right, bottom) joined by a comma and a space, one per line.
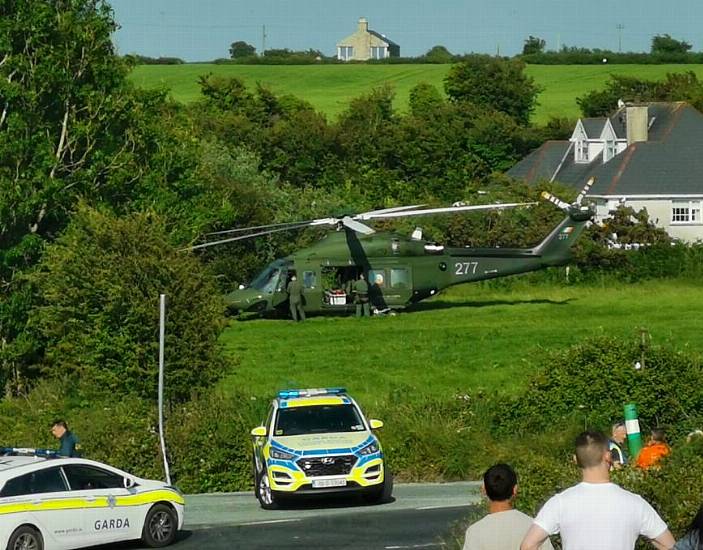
274, 404, 365, 436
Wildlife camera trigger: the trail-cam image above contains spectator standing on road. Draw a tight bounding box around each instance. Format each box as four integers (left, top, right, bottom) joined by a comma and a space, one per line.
636, 428, 671, 470
286, 274, 305, 322
609, 421, 629, 468
463, 463, 553, 550
521, 430, 675, 550
675, 503, 703, 549
51, 419, 81, 457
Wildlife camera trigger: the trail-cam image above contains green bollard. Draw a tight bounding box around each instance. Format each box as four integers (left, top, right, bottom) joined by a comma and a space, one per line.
624, 403, 643, 460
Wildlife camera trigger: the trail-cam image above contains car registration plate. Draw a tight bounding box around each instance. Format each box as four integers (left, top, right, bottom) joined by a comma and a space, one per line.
312, 478, 347, 488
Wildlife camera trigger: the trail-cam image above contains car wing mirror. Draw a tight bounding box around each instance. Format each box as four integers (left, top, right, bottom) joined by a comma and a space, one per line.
369, 419, 384, 430
251, 426, 267, 437
123, 477, 137, 489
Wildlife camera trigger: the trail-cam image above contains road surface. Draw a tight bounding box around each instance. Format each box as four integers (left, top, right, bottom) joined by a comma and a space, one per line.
101, 482, 481, 550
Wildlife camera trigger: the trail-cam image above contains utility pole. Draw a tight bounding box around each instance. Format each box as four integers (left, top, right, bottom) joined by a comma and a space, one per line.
616, 23, 624, 53
262, 24, 267, 56
556, 32, 561, 52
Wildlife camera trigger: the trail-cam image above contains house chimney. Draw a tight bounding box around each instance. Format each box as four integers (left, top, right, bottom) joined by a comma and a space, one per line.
626, 105, 648, 145
358, 17, 369, 32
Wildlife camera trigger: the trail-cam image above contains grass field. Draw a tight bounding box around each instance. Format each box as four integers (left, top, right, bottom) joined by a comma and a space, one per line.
219, 278, 703, 404
130, 64, 703, 123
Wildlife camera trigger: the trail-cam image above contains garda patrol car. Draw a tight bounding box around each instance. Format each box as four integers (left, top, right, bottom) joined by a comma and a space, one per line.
251, 388, 392, 509
0, 449, 184, 550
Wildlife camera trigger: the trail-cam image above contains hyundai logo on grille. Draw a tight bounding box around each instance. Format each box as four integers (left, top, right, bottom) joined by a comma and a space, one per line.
321, 457, 335, 465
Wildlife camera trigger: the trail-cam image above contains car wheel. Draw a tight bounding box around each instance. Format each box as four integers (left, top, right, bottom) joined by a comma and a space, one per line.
141, 503, 178, 548
363, 469, 394, 504
7, 525, 43, 550
255, 467, 280, 510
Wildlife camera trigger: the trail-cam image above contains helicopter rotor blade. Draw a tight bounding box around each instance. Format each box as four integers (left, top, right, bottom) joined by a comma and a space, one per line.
575, 177, 595, 205
540, 191, 571, 211
189, 222, 314, 250
206, 220, 317, 236
361, 202, 537, 219
357, 204, 427, 217
341, 216, 376, 235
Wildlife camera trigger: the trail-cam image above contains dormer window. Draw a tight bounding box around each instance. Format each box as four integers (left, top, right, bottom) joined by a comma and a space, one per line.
576, 140, 589, 163
604, 140, 617, 162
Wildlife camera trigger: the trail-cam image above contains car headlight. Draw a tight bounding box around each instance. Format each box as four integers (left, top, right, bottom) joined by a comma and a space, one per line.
359, 442, 380, 456
270, 448, 297, 460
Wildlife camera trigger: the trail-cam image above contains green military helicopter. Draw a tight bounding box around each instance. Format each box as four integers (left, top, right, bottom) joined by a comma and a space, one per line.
193, 181, 595, 316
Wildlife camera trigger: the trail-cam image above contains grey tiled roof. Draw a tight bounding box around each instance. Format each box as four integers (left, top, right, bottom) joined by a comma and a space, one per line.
368, 30, 399, 47
581, 118, 607, 138
508, 102, 703, 196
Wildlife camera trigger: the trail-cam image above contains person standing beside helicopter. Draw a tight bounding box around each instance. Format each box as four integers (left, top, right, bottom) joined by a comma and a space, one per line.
286, 273, 305, 322
354, 273, 370, 317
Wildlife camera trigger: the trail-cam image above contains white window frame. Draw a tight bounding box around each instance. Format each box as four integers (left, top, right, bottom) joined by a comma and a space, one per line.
575, 140, 589, 163
338, 46, 354, 61
671, 200, 702, 224
370, 46, 386, 60
604, 140, 617, 162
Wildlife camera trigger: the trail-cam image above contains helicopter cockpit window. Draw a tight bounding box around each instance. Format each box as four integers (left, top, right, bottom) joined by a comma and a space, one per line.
390, 268, 410, 289
250, 265, 283, 294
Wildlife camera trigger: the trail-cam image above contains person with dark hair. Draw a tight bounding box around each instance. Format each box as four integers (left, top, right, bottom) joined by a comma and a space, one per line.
609, 421, 629, 468
636, 428, 671, 470
675, 503, 703, 549
463, 463, 553, 550
51, 419, 81, 457
521, 430, 675, 550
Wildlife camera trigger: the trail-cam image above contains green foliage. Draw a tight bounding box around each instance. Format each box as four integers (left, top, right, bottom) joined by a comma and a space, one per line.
522, 36, 546, 56
499, 336, 703, 437
444, 56, 541, 125
576, 72, 703, 116
31, 205, 229, 402
651, 34, 692, 56
166, 391, 265, 492
423, 45, 454, 64
229, 40, 256, 59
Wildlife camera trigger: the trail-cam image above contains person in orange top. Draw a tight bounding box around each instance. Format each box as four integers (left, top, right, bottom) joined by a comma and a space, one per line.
636, 428, 671, 469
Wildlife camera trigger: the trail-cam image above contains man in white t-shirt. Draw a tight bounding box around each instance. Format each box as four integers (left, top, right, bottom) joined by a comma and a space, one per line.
463, 463, 553, 550
520, 430, 675, 550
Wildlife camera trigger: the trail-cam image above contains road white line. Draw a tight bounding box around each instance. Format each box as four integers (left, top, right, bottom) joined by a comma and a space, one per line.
416, 504, 472, 510
239, 518, 302, 526
385, 543, 441, 549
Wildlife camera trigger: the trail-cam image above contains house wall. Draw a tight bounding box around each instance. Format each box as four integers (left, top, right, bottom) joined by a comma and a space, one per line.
594, 198, 703, 243
337, 30, 390, 61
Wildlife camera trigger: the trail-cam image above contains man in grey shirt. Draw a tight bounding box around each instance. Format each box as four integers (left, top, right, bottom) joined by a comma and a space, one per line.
463, 464, 553, 550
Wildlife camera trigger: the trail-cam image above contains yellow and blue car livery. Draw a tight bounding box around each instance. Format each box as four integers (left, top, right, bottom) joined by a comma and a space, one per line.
251, 388, 391, 509
0, 451, 184, 550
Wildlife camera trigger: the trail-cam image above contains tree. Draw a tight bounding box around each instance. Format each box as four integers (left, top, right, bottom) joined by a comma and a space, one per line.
229, 40, 256, 59
444, 55, 541, 125
31, 206, 228, 403
522, 36, 546, 55
577, 72, 703, 117
651, 34, 692, 55
423, 45, 453, 63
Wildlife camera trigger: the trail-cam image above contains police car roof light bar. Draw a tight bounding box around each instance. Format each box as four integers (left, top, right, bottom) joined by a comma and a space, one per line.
278, 387, 347, 399
0, 447, 59, 458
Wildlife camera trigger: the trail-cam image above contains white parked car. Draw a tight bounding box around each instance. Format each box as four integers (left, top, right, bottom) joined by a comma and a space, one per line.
0, 449, 184, 550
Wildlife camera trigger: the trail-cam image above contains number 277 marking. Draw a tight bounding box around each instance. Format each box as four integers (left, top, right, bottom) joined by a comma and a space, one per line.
455, 262, 478, 275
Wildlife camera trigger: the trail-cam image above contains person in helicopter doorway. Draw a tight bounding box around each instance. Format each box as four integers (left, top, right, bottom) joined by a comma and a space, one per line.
354, 273, 370, 317
286, 273, 305, 322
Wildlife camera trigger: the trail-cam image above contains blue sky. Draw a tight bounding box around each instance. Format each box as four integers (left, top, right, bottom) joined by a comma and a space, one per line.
110, 0, 703, 62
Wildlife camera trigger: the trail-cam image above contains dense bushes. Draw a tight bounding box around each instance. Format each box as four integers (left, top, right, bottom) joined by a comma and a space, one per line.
499, 336, 703, 436
31, 206, 230, 402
